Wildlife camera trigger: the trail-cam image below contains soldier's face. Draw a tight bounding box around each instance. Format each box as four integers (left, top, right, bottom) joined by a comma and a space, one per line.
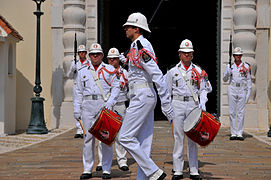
179, 51, 193, 63
108, 57, 119, 68
233, 54, 242, 63
89, 53, 103, 66
124, 26, 136, 40
78, 51, 87, 60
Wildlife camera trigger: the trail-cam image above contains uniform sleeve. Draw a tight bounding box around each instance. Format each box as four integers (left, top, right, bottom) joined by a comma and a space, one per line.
73, 71, 83, 119
246, 66, 252, 102
142, 60, 171, 105
107, 72, 120, 106
223, 64, 231, 82
67, 60, 77, 79
164, 70, 173, 96
199, 71, 208, 105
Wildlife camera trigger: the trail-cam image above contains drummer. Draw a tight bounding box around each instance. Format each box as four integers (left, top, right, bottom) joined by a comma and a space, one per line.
164, 39, 208, 180
73, 42, 120, 179
96, 47, 130, 172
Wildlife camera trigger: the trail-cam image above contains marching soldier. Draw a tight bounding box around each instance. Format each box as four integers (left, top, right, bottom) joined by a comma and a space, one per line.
223, 47, 252, 141
165, 39, 208, 180
73, 43, 120, 179
118, 12, 174, 180
67, 44, 89, 139
96, 47, 130, 172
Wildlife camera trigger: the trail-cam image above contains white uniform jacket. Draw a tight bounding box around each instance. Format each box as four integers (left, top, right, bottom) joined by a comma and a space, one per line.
223, 61, 252, 95
67, 59, 90, 83
165, 62, 209, 105
127, 35, 171, 105
73, 62, 120, 119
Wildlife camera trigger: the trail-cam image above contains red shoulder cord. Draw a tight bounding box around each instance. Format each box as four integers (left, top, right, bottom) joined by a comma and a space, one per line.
192, 67, 208, 90
98, 67, 117, 86
124, 48, 158, 69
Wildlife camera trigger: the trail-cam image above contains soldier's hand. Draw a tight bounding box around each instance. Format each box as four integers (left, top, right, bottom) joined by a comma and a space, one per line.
161, 103, 174, 123
226, 66, 232, 76
119, 53, 127, 63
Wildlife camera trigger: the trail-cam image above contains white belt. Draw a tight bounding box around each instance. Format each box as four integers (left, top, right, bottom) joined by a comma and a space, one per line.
173, 95, 194, 102
84, 95, 103, 100
230, 82, 247, 88
129, 82, 153, 90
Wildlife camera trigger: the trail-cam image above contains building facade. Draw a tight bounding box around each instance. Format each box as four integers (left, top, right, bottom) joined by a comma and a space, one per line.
0, 0, 271, 135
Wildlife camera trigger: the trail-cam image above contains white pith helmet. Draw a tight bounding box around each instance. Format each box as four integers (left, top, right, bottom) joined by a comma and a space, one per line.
77, 45, 87, 52
123, 12, 151, 33
178, 39, 194, 52
89, 43, 103, 54
107, 48, 120, 58
233, 47, 243, 55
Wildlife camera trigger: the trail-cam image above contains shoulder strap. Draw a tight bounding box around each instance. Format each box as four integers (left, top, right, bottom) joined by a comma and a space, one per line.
177, 66, 199, 103
89, 68, 110, 102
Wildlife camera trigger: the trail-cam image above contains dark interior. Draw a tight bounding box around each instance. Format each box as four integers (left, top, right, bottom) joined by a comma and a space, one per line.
98, 0, 219, 119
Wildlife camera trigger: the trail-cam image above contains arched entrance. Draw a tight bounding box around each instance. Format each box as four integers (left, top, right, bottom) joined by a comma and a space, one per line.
99, 0, 220, 119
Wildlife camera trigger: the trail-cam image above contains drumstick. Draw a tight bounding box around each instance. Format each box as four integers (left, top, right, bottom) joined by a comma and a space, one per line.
78, 117, 86, 137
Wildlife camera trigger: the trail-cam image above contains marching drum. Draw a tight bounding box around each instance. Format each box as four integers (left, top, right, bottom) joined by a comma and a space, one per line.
184, 108, 221, 146
89, 107, 122, 146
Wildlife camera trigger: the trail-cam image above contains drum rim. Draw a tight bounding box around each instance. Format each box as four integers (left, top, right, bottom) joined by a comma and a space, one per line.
184, 107, 202, 132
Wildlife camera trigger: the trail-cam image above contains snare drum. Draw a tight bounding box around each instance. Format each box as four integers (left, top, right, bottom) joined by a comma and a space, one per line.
184, 108, 221, 146
89, 108, 122, 146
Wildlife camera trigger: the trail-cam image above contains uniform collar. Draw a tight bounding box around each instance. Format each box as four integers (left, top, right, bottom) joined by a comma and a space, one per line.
89, 61, 104, 71
131, 35, 144, 49
177, 61, 193, 71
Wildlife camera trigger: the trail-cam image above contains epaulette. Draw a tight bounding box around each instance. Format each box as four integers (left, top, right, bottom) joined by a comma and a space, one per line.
78, 65, 88, 71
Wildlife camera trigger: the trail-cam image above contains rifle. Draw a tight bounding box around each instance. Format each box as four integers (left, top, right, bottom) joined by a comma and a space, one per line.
229, 34, 232, 68
74, 33, 77, 64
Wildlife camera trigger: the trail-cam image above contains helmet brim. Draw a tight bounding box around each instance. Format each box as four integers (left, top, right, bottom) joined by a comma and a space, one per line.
123, 22, 151, 33
178, 49, 194, 52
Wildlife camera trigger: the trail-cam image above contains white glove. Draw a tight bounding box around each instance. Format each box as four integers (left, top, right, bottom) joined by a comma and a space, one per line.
226, 66, 232, 76
119, 53, 127, 63
199, 103, 206, 111
74, 112, 81, 120
104, 101, 113, 111
161, 103, 174, 123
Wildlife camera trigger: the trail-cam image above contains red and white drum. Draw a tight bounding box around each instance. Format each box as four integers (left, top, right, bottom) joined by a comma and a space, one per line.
89, 108, 122, 146
184, 108, 221, 146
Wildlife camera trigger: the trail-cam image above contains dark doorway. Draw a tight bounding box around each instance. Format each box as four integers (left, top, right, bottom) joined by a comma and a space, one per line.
99, 0, 219, 119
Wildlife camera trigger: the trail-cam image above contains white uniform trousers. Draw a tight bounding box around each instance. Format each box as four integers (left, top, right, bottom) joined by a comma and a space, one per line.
228, 86, 246, 137
81, 99, 113, 173
114, 102, 128, 167
97, 102, 128, 168
172, 99, 199, 175
118, 88, 158, 180
73, 86, 83, 134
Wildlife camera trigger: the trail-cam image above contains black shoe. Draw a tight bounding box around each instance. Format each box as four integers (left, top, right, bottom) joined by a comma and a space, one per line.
80, 173, 92, 179
157, 172, 167, 180
119, 165, 129, 171
229, 136, 237, 140
237, 136, 244, 141
190, 174, 201, 180
102, 173, 111, 179
96, 165, 102, 171
74, 134, 83, 138
172, 174, 184, 180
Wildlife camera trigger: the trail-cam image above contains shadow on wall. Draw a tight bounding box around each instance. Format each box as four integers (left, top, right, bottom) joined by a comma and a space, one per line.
268, 81, 271, 102
16, 69, 33, 132
51, 66, 64, 129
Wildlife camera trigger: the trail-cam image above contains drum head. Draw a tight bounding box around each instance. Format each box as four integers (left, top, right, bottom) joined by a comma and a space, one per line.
184, 108, 202, 132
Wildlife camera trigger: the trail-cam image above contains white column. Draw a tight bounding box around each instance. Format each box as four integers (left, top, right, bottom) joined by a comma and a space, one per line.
61, 0, 86, 128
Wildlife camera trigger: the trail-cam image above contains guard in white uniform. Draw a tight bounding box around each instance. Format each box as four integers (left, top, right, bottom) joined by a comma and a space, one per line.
73, 43, 120, 179
118, 12, 174, 180
96, 48, 130, 172
67, 45, 89, 138
165, 39, 208, 180
223, 47, 252, 141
